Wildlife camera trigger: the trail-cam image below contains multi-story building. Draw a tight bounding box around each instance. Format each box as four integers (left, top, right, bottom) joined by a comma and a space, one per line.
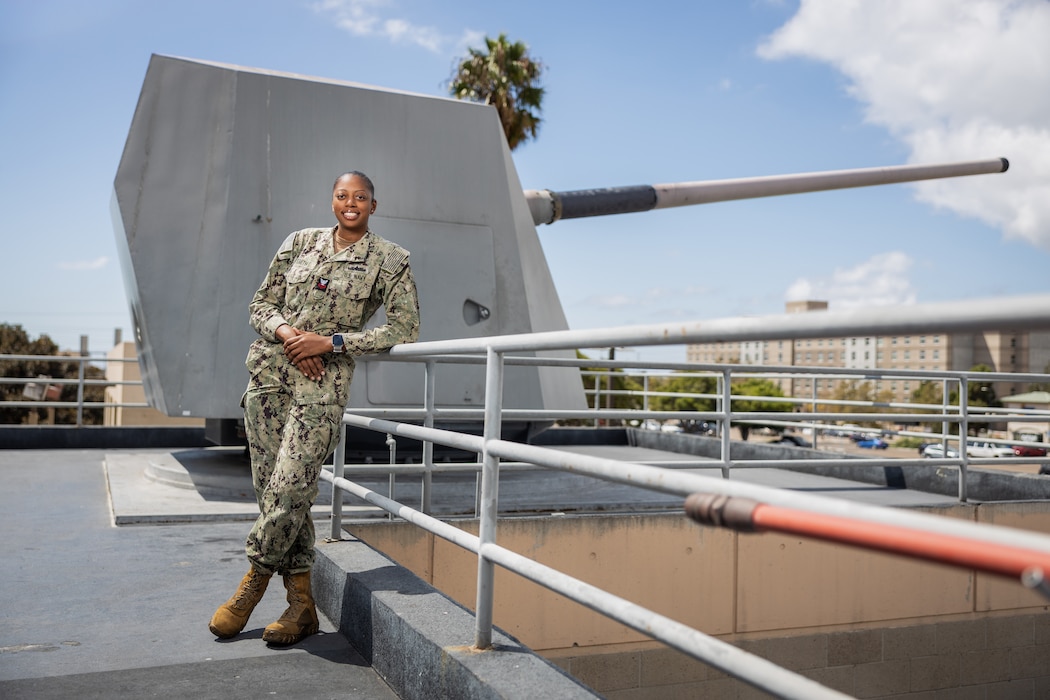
685, 301, 1050, 403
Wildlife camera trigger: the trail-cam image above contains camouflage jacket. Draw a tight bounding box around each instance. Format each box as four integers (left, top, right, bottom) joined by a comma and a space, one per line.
245, 227, 420, 405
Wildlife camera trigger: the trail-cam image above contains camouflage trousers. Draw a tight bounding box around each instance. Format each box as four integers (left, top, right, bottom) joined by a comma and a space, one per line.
242, 387, 341, 575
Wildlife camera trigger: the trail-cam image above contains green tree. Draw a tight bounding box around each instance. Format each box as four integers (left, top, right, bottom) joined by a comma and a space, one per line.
0, 323, 106, 425
909, 380, 946, 433
945, 364, 1001, 436
948, 364, 1000, 410
731, 377, 791, 440
648, 373, 717, 413
563, 351, 645, 427
1028, 362, 1050, 393
819, 379, 895, 428
449, 33, 545, 150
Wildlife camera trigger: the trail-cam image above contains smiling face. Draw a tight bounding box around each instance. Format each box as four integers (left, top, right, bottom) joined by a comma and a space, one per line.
331, 173, 377, 238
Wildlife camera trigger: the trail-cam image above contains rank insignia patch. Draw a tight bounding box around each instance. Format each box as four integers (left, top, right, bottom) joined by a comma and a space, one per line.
315, 277, 330, 291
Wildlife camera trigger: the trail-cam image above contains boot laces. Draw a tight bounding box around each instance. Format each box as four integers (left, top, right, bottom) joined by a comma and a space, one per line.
232, 572, 266, 607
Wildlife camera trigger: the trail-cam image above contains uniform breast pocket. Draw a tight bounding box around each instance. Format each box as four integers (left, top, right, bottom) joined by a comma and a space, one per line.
329, 270, 376, 329
285, 263, 314, 286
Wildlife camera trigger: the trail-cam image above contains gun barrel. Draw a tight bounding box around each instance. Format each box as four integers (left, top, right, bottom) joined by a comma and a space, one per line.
524, 157, 1009, 226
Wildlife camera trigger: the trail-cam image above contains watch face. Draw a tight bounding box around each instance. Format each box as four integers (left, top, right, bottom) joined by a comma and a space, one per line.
333, 334, 343, 351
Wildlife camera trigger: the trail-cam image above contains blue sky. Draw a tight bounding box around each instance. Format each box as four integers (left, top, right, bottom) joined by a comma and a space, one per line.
2, 0, 1048, 362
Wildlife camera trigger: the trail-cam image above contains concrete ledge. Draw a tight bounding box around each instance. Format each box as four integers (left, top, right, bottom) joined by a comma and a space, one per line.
313, 537, 599, 700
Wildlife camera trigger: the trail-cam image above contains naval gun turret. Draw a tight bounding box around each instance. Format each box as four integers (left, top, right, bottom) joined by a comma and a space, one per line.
112, 55, 1008, 447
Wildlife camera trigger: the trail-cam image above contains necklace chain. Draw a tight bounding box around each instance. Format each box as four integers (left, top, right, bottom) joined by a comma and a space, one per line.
334, 229, 366, 251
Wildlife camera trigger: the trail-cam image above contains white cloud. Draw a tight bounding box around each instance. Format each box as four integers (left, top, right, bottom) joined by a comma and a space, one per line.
759, 0, 1050, 250
786, 251, 916, 309
313, 0, 474, 54
58, 256, 109, 271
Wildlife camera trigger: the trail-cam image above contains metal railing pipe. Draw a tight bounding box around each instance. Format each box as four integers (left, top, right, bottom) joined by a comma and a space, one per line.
381, 293, 1050, 356
476, 541, 852, 699
321, 470, 849, 698
685, 493, 1050, 594
959, 377, 970, 502
475, 347, 505, 649
484, 440, 1050, 554
329, 424, 347, 539
720, 368, 731, 478
422, 359, 436, 514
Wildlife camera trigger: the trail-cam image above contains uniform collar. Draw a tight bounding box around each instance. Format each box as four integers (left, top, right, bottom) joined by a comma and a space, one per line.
332, 227, 372, 261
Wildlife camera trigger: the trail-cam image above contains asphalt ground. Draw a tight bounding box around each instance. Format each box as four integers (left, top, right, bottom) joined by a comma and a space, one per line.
0, 449, 397, 700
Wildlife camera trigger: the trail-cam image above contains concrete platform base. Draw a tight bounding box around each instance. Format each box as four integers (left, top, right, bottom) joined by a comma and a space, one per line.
313, 535, 600, 700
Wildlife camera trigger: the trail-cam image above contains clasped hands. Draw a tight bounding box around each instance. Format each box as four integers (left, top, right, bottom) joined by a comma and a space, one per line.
276, 324, 332, 381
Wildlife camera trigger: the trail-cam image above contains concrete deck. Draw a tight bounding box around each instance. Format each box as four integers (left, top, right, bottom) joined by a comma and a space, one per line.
0, 449, 397, 700
0, 440, 966, 699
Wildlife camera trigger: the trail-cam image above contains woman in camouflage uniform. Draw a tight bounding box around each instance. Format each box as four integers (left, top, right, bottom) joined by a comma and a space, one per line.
209, 171, 420, 645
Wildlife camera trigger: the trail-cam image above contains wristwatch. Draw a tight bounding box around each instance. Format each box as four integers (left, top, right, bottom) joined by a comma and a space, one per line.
331, 333, 345, 354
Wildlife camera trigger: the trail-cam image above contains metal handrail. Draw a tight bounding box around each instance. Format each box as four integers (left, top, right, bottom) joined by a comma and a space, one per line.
321, 299, 1050, 698
0, 352, 149, 425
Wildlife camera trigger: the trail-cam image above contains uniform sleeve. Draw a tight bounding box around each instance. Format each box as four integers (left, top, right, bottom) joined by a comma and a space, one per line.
248, 232, 297, 342
344, 251, 420, 355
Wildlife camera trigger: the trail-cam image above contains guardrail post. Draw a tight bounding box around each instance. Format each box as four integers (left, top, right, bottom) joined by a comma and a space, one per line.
958, 377, 969, 503
422, 359, 436, 514
593, 371, 601, 428
329, 421, 347, 539
76, 336, 88, 427
720, 368, 732, 479
941, 378, 951, 456
811, 382, 819, 450
475, 346, 504, 649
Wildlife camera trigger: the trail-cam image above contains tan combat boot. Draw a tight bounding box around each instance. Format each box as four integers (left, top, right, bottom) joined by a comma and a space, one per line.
262, 570, 320, 646
208, 566, 272, 639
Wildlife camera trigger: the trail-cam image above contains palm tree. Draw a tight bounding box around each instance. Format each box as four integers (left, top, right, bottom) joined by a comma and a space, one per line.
449, 33, 545, 150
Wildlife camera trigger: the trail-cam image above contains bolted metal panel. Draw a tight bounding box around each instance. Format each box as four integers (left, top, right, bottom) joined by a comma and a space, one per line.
113, 55, 582, 419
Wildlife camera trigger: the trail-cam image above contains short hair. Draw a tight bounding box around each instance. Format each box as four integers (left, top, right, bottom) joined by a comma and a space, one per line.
332, 171, 375, 198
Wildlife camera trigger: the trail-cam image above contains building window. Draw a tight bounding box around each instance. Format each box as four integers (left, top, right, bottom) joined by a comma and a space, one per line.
864, 351, 869, 360
934, 350, 940, 359
920, 350, 925, 359
892, 337, 898, 345
920, 336, 926, 344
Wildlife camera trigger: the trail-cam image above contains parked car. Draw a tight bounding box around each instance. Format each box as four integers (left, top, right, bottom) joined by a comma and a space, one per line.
922, 444, 960, 459
773, 434, 813, 448
1012, 443, 1048, 457
856, 437, 888, 449
965, 441, 1014, 458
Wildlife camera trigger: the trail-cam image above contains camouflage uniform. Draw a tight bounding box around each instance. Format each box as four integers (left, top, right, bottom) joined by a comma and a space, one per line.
242, 227, 419, 574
